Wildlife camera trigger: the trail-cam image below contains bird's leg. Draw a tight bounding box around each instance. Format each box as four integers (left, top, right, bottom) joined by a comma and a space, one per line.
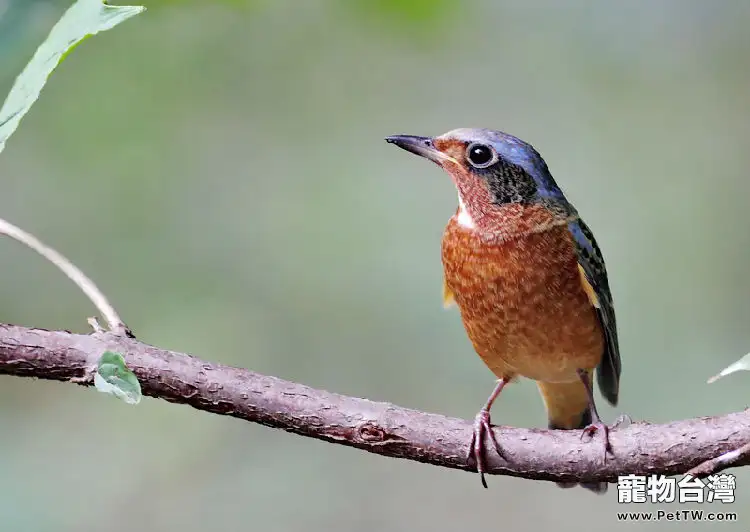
576, 368, 613, 461
467, 378, 507, 488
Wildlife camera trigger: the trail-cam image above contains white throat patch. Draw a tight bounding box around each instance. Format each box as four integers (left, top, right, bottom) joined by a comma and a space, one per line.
456, 195, 476, 229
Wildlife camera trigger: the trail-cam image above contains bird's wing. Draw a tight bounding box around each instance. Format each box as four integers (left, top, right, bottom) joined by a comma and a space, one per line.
442, 277, 456, 308
568, 219, 621, 406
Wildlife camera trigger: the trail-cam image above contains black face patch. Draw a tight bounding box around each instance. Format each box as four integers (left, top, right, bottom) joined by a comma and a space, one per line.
473, 160, 538, 205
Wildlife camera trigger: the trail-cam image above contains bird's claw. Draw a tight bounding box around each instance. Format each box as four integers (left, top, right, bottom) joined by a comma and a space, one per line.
467, 409, 504, 488
580, 420, 612, 462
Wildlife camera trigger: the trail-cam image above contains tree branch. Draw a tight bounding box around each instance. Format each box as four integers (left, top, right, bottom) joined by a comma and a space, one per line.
688, 441, 750, 477
1, 322, 748, 485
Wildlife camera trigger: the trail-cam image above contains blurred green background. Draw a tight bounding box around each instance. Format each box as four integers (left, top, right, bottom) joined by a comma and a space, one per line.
2, 0, 749, 530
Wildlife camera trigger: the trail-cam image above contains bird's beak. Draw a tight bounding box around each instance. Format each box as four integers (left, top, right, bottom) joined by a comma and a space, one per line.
385, 135, 456, 165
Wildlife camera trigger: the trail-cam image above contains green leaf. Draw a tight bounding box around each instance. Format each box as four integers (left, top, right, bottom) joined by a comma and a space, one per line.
707, 353, 750, 384
0, 0, 145, 155
94, 351, 142, 404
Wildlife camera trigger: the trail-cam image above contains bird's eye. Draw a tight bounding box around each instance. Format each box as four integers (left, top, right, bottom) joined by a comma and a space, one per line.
466, 143, 496, 168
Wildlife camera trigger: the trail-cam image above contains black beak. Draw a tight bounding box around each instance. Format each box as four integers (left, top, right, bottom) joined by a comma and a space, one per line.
385, 134, 449, 165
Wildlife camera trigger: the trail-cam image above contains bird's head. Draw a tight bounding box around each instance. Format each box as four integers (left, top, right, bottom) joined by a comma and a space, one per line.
386, 128, 573, 232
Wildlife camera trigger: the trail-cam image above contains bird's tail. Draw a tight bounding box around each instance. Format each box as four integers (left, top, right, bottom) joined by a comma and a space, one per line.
536, 379, 607, 494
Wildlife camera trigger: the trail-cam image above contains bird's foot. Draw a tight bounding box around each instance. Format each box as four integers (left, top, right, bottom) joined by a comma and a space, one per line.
580, 419, 612, 462
467, 408, 504, 488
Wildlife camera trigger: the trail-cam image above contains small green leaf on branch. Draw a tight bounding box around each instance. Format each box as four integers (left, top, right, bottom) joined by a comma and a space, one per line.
94, 351, 141, 404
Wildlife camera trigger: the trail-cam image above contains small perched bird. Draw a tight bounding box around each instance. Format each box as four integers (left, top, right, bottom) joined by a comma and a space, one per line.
386, 128, 621, 493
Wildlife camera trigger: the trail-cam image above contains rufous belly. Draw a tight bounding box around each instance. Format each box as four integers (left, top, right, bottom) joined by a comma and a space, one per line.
441, 216, 603, 383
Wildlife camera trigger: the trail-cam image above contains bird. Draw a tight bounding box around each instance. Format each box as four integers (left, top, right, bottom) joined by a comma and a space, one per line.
385, 128, 621, 493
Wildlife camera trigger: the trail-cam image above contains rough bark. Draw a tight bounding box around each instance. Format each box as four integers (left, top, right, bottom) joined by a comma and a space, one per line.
0, 323, 746, 484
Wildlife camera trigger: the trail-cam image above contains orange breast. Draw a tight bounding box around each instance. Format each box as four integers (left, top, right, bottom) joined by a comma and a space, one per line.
441, 209, 603, 383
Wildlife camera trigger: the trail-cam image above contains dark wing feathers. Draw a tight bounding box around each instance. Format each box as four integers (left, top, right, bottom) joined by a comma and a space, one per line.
568, 219, 621, 406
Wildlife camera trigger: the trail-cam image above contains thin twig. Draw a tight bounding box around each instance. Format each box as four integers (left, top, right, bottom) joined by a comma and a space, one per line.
1, 323, 749, 485
0, 217, 129, 335
688, 440, 750, 477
